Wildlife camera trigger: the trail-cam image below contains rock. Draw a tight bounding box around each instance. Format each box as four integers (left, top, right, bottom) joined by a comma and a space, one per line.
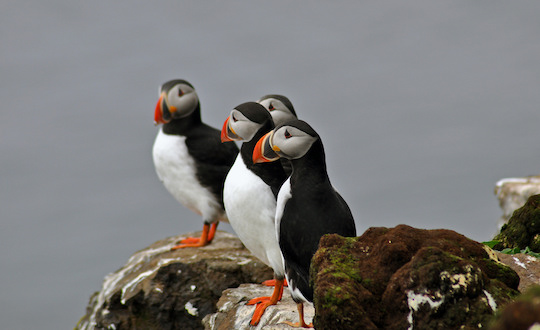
76, 231, 272, 330
495, 251, 540, 293
495, 176, 540, 228
493, 194, 540, 251
202, 284, 314, 330
310, 225, 520, 330
489, 285, 540, 330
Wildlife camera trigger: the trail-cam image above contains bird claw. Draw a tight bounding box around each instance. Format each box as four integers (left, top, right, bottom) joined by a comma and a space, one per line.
249, 300, 275, 326
170, 240, 207, 250
247, 296, 271, 305
178, 237, 200, 244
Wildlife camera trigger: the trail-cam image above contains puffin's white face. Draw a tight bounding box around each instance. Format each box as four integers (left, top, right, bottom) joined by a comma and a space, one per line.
258, 97, 296, 126
164, 83, 198, 118
270, 125, 317, 160
226, 109, 263, 141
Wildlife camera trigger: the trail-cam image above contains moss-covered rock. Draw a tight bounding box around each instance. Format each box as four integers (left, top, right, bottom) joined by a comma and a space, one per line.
489, 285, 540, 330
311, 225, 520, 330
310, 234, 377, 329
494, 194, 540, 251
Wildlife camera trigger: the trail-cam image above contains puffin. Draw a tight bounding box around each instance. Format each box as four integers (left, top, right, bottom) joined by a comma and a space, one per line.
153, 79, 239, 250
257, 94, 297, 127
253, 119, 357, 328
257, 94, 297, 176
221, 102, 295, 325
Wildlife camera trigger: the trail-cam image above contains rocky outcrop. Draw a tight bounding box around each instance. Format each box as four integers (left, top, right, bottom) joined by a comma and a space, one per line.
495, 175, 540, 228
489, 285, 540, 330
76, 231, 272, 330
310, 225, 520, 330
77, 226, 537, 329
494, 194, 540, 251
202, 284, 314, 329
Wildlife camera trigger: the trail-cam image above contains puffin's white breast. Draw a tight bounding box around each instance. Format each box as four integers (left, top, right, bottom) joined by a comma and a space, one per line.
152, 129, 224, 222
223, 155, 284, 275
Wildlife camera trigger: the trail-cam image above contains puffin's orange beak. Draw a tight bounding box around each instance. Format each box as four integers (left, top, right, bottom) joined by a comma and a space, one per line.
154, 92, 176, 125
154, 94, 164, 125
253, 131, 280, 163
221, 117, 232, 142
221, 116, 241, 142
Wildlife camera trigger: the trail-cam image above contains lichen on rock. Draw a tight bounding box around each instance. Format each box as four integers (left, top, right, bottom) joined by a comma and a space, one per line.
310, 225, 520, 330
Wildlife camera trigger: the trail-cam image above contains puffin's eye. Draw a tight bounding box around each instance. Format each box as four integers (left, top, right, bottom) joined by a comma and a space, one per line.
232, 114, 238, 122
284, 129, 292, 139
268, 103, 275, 111
178, 89, 184, 97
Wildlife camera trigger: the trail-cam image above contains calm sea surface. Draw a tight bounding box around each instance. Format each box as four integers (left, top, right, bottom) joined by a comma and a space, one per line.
2, 1, 539, 329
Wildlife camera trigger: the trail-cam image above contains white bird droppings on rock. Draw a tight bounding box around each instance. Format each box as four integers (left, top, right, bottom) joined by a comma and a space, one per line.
513, 256, 527, 269
483, 290, 497, 312
185, 301, 199, 316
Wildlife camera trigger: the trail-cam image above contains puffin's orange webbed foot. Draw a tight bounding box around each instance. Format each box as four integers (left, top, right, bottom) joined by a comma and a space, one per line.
246, 278, 285, 325
170, 222, 218, 250
280, 303, 313, 328
249, 299, 276, 326
177, 236, 201, 245
262, 278, 288, 287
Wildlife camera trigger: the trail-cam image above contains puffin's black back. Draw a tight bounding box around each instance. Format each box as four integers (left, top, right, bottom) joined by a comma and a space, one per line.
279, 138, 356, 302
163, 102, 239, 208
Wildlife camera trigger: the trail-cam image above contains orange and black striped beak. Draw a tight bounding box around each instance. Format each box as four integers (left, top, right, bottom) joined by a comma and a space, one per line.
253, 131, 280, 163
221, 116, 241, 142
154, 92, 177, 125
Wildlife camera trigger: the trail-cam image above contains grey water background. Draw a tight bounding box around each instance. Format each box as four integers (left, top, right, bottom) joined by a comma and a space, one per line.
1, 1, 539, 329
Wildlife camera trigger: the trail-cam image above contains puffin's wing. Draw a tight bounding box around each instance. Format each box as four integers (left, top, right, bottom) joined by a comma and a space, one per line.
185, 127, 239, 190
186, 129, 238, 164
333, 190, 357, 236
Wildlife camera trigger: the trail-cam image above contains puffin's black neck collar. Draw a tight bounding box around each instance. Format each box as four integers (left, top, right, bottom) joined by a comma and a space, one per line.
241, 120, 287, 197
162, 103, 202, 135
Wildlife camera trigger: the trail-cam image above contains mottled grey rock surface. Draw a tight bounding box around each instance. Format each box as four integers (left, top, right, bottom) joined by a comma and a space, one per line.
76, 231, 272, 330
495, 251, 540, 292
202, 284, 314, 330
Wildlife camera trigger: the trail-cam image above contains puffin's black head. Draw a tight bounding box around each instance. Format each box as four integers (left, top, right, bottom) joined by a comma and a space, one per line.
154, 79, 199, 124
253, 119, 319, 163
221, 102, 272, 142
257, 94, 297, 126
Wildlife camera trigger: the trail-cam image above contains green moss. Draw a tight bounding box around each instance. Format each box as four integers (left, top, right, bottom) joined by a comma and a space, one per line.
533, 234, 540, 250
482, 258, 520, 290
312, 234, 371, 328
322, 236, 363, 284
494, 194, 540, 251
362, 278, 373, 287
322, 285, 354, 308
485, 279, 520, 302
